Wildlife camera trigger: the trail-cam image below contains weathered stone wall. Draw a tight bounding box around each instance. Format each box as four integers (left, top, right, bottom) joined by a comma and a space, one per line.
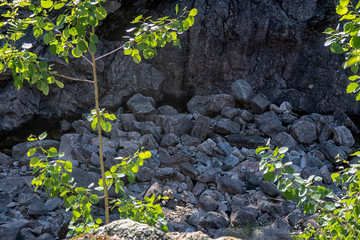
1, 0, 359, 132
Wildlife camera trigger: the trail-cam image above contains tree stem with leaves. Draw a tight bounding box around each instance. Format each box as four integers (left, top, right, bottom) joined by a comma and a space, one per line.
90, 26, 109, 224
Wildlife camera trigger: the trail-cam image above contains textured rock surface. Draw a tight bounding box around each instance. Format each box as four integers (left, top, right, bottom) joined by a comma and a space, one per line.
0, 79, 358, 240
1, 0, 360, 133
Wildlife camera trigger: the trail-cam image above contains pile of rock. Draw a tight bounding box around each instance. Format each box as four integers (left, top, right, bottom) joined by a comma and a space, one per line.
0, 79, 358, 240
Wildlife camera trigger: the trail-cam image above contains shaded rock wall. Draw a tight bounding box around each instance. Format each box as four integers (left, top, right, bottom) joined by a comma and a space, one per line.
1, 0, 359, 132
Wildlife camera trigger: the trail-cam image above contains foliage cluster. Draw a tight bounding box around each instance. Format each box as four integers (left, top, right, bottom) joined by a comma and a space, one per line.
325, 0, 360, 99
257, 144, 360, 239
28, 132, 167, 237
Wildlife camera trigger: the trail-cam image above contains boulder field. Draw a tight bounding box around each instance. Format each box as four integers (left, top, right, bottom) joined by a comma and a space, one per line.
0, 79, 358, 239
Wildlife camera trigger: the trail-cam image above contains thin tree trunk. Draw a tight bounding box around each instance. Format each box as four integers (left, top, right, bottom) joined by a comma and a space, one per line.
90, 30, 110, 224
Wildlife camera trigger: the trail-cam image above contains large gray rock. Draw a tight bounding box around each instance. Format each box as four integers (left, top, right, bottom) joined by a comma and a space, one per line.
333, 126, 355, 147
250, 94, 271, 114
290, 120, 317, 145
231, 79, 255, 108
230, 207, 257, 227
273, 132, 302, 152
126, 93, 157, 121
215, 118, 241, 135
187, 94, 235, 116
226, 134, 266, 149
216, 177, 245, 195
254, 111, 286, 137
86, 219, 168, 240
155, 114, 193, 136
191, 115, 211, 141
319, 141, 348, 165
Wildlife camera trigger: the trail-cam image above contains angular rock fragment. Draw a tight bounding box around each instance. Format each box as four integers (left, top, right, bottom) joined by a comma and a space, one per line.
319, 141, 347, 165
155, 114, 193, 136
187, 94, 235, 116
290, 120, 317, 145
216, 177, 245, 195
231, 79, 255, 108
254, 111, 286, 137
333, 126, 355, 147
226, 134, 266, 149
126, 93, 157, 121
191, 115, 211, 141
273, 132, 302, 152
250, 94, 271, 114
215, 118, 241, 135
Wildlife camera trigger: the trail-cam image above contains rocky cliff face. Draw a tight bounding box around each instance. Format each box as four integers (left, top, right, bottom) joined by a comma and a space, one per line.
1, 0, 359, 132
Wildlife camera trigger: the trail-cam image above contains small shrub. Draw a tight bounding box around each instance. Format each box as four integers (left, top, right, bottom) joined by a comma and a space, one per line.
28, 132, 168, 237
256, 143, 360, 239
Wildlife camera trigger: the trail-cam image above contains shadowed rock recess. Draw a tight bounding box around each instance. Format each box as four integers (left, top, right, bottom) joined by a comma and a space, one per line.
1, 0, 360, 132
1, 80, 359, 239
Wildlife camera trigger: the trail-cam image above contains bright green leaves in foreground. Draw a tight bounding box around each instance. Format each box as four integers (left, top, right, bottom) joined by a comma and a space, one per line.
87, 109, 116, 132
325, 0, 360, 100
257, 144, 360, 239
28, 132, 167, 237
124, 4, 197, 63
0, 0, 106, 94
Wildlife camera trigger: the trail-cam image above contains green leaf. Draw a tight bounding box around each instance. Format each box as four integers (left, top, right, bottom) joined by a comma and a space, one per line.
175, 4, 179, 15
351, 65, 359, 74
344, 56, 360, 68
132, 15, 143, 24
90, 194, 99, 204
73, 210, 81, 218
48, 147, 58, 157
30, 157, 40, 166
330, 43, 344, 54
72, 48, 82, 58
139, 151, 151, 159
49, 45, 57, 55
61, 173, 71, 183
336, 5, 348, 15
110, 166, 117, 173
55, 80, 64, 88
310, 192, 321, 201
75, 187, 86, 195
349, 75, 359, 81
34, 27, 43, 38
43, 33, 50, 45
95, 218, 102, 224
64, 161, 73, 172
285, 166, 294, 174
137, 42, 149, 51
54, 3, 65, 10
131, 164, 139, 173
132, 54, 141, 64
263, 172, 276, 182
27, 148, 37, 157
340, 0, 349, 7
189, 8, 198, 17
41, 82, 49, 95
124, 48, 132, 55
39, 61, 48, 69
187, 16, 195, 27
41, 0, 53, 9
78, 40, 88, 52
351, 36, 360, 48
347, 82, 358, 93
39, 132, 47, 140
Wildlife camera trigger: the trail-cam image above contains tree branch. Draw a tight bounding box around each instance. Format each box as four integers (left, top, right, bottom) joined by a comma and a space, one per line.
95, 45, 124, 61
52, 73, 94, 83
